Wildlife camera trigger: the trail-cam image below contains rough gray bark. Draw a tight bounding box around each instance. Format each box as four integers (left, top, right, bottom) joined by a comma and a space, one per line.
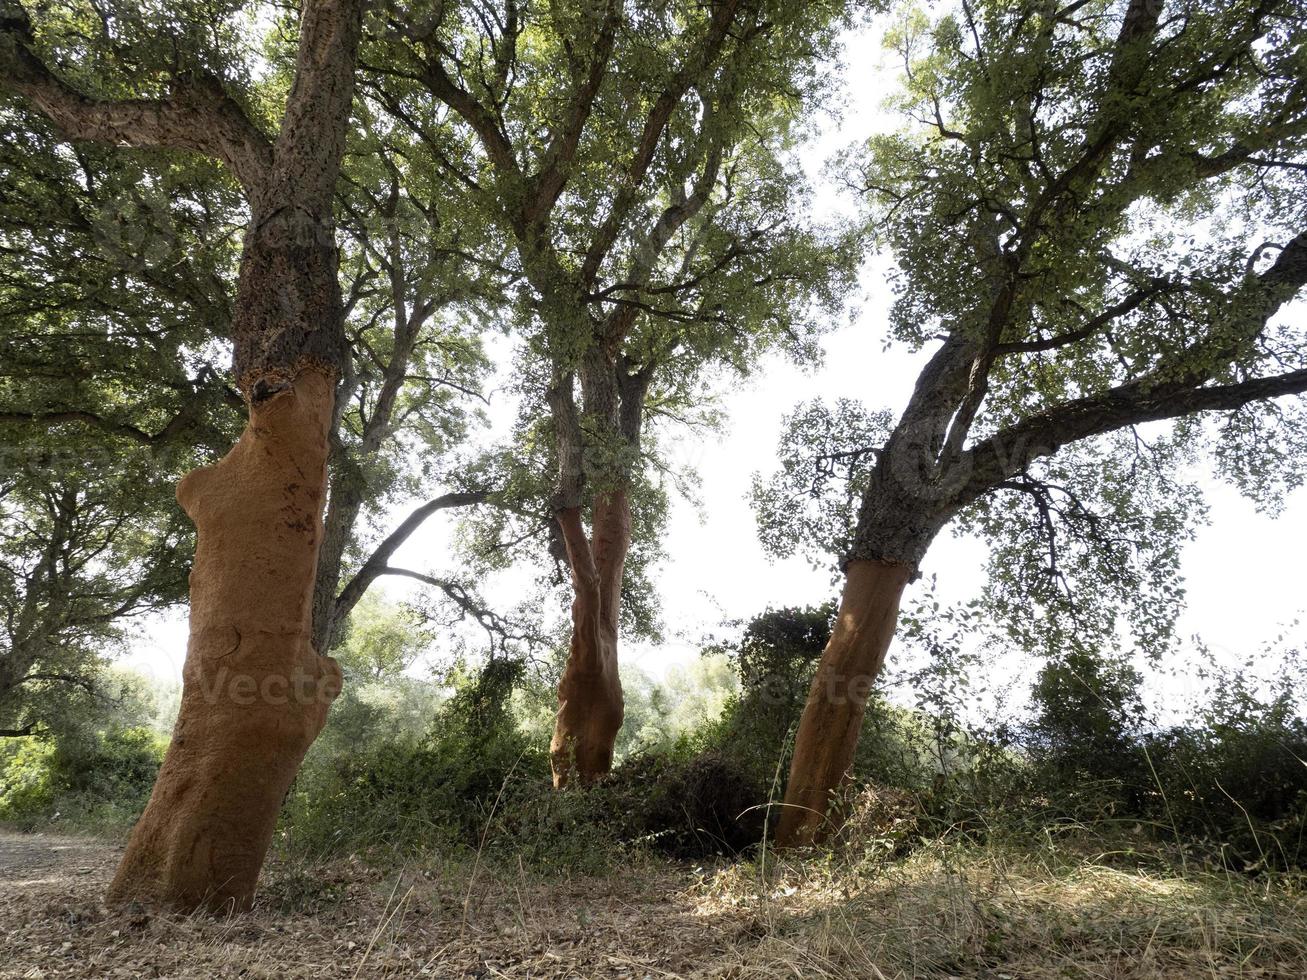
312, 462, 366, 651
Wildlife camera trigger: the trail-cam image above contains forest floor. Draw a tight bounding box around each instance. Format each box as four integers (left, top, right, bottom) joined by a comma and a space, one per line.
2, 828, 1306, 978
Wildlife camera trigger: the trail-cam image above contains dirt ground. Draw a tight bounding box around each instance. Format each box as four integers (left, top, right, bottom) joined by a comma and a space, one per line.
4, 830, 1307, 979
0, 830, 758, 979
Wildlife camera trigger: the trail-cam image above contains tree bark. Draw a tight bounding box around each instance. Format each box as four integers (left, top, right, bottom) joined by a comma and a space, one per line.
4, 0, 364, 911
774, 559, 914, 848
107, 370, 342, 911
104, 0, 362, 910
550, 491, 629, 787
311, 463, 364, 653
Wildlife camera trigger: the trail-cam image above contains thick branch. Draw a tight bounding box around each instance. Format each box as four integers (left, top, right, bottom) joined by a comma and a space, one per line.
418, 57, 521, 192
616, 357, 655, 447
963, 368, 1307, 503
0, 6, 272, 194
555, 504, 598, 589
548, 377, 587, 510
267, 0, 366, 212
961, 232, 1307, 498
0, 406, 198, 447
330, 489, 490, 628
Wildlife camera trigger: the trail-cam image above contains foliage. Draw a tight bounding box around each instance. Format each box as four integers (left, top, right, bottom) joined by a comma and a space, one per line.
758, 0, 1307, 664
1029, 646, 1146, 779
613, 656, 739, 759
0, 737, 55, 822
753, 399, 896, 574
598, 749, 769, 857
280, 659, 552, 861
917, 640, 1307, 874
375, 0, 866, 642
1142, 650, 1307, 871
5, 600, 1301, 877
0, 725, 164, 832
1, 0, 506, 681
701, 603, 835, 785
269, 603, 1307, 872
332, 593, 429, 682
0, 453, 196, 737
0, 100, 243, 732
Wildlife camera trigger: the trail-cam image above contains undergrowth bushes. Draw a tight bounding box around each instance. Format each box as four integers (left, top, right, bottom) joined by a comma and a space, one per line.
3, 604, 1304, 881
0, 725, 164, 833
916, 644, 1307, 873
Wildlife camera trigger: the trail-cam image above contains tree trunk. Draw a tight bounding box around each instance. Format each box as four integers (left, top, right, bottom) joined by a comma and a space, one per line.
106, 370, 342, 911
550, 491, 629, 787
0, 0, 364, 913
311, 462, 364, 653
774, 559, 914, 848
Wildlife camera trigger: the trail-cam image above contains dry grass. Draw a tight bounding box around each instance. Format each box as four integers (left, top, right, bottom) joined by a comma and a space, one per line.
2, 830, 1305, 978
699, 839, 1307, 978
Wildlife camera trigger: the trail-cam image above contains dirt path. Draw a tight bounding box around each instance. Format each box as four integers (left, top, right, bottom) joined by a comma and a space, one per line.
0, 830, 755, 979
0, 831, 116, 880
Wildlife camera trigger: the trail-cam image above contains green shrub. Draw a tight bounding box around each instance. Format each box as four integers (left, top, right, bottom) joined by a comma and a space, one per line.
0, 738, 57, 826
279, 660, 556, 861
1144, 705, 1307, 871
0, 726, 164, 832
600, 748, 769, 856
701, 603, 833, 787
969, 645, 1307, 872
686, 603, 938, 849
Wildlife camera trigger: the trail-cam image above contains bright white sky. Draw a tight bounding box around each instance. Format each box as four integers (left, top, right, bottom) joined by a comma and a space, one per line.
124, 23, 1307, 720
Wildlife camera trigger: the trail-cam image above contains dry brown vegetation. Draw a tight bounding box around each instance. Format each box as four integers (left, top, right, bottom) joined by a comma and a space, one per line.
3, 829, 1306, 978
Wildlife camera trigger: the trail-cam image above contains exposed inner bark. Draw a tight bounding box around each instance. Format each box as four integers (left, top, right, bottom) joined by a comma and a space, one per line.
1, 0, 364, 913
550, 491, 629, 787
106, 370, 342, 911
774, 559, 914, 848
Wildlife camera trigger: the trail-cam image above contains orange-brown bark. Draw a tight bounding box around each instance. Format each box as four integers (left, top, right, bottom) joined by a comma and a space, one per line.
774, 559, 913, 848
550, 491, 629, 787
106, 370, 342, 911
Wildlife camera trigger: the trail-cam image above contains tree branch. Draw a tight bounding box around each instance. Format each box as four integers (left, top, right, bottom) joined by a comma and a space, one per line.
0, 402, 202, 447
963, 367, 1307, 504
417, 56, 521, 195
526, 0, 621, 229
579, 0, 744, 285
268, 0, 366, 211
377, 565, 538, 651
994, 280, 1171, 356
958, 227, 1307, 501
0, 4, 273, 194
330, 489, 491, 629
